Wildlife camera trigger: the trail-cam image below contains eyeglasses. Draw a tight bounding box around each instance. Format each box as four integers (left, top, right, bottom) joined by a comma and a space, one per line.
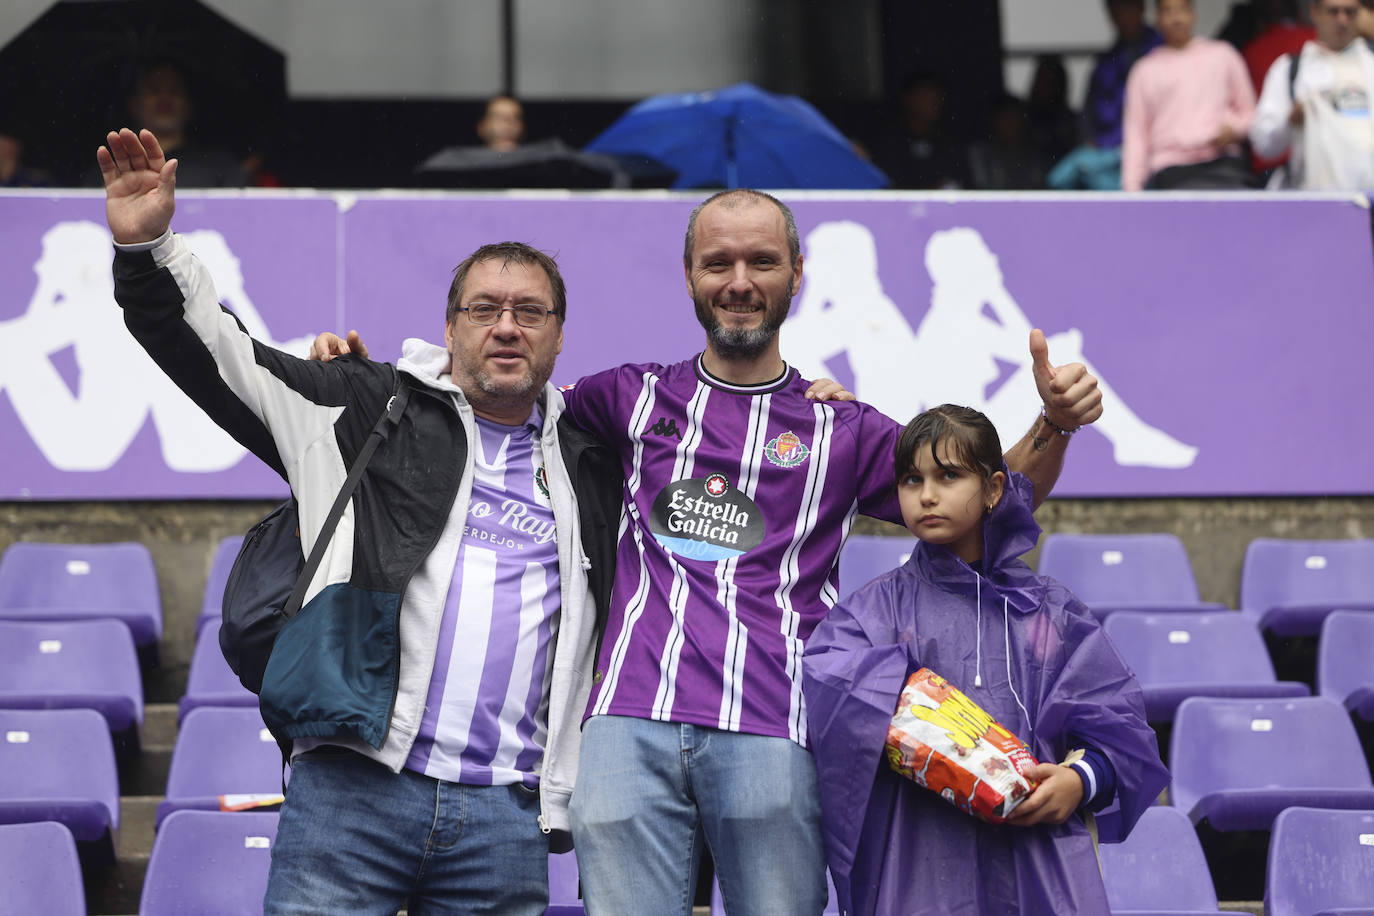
458, 302, 558, 327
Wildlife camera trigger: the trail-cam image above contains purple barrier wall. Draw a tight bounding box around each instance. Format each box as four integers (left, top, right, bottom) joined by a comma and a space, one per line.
2, 191, 1371, 498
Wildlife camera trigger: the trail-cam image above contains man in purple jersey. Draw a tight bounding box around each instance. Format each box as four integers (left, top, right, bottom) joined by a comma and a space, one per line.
558, 190, 1100, 916
315, 190, 1100, 915
100, 127, 622, 915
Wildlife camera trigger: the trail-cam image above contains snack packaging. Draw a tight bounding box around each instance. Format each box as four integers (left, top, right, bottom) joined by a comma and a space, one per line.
885, 667, 1039, 823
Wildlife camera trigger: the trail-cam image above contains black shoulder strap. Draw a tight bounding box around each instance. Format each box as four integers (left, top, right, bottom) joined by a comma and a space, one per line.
282, 375, 411, 621
1289, 47, 1302, 100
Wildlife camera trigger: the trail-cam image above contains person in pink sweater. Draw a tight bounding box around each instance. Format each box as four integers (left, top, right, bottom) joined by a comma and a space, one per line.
1121, 0, 1257, 190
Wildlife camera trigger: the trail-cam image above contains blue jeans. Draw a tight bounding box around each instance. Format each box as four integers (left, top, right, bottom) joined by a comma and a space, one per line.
264, 746, 548, 915
569, 716, 827, 916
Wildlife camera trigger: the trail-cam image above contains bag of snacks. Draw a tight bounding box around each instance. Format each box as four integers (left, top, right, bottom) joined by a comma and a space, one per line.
885, 667, 1039, 823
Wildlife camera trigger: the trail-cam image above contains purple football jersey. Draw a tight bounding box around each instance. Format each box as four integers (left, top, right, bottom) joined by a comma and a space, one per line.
562, 356, 901, 745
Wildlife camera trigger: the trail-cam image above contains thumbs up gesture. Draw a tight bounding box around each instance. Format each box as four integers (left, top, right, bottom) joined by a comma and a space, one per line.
1030, 329, 1102, 432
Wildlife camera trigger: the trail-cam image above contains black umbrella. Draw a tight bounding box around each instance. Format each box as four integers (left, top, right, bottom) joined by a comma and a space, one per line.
0, 0, 286, 183
414, 138, 676, 190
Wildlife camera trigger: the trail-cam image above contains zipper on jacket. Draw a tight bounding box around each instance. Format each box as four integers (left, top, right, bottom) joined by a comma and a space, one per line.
537, 814, 551, 836
378, 379, 467, 748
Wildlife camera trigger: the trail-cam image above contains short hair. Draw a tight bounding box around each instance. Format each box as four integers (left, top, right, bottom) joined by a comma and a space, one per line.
445, 242, 566, 325
682, 189, 801, 268
894, 404, 1004, 497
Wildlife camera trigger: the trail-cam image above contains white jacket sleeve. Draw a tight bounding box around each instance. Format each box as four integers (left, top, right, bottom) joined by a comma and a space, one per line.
1250, 53, 1297, 160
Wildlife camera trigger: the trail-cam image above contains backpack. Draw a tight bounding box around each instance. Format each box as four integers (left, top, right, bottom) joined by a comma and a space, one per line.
220, 378, 410, 694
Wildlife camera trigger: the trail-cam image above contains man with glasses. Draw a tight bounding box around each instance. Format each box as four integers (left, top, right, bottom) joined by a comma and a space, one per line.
1251, 0, 1374, 188
98, 126, 622, 914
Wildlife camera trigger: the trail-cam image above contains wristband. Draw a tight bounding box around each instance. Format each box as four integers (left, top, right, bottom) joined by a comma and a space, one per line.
1040, 407, 1080, 437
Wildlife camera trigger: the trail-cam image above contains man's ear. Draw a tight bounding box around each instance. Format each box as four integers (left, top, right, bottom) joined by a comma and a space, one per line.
790, 253, 804, 297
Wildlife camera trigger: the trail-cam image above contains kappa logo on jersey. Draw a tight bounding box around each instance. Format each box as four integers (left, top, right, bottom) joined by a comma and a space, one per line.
649, 475, 765, 561
646, 417, 683, 440
534, 465, 550, 501
763, 431, 811, 469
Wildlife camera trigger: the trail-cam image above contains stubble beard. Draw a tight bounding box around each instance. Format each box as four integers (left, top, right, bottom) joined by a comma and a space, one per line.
694, 289, 793, 360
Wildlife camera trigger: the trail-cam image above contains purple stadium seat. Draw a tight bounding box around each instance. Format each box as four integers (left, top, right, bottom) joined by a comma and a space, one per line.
0, 619, 144, 738
1170, 696, 1374, 831
710, 871, 838, 916
1103, 612, 1309, 722
838, 534, 915, 600
1265, 807, 1374, 916
0, 821, 86, 916
140, 809, 278, 915
157, 707, 284, 828
198, 535, 243, 636
1098, 805, 1224, 915
1240, 538, 1374, 637
1319, 610, 1374, 722
0, 708, 118, 848
0, 541, 162, 649
178, 620, 258, 721
548, 850, 585, 915
1037, 533, 1225, 621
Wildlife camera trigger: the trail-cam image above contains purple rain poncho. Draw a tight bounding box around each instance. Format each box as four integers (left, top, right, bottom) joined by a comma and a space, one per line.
803, 471, 1169, 916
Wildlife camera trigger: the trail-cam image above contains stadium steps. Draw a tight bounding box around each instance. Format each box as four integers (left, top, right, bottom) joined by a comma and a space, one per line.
82, 701, 175, 915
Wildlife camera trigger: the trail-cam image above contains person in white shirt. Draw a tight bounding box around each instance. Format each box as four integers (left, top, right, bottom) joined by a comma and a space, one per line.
1250, 0, 1374, 188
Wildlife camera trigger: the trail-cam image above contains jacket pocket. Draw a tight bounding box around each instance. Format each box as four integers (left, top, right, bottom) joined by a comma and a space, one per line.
259, 583, 401, 750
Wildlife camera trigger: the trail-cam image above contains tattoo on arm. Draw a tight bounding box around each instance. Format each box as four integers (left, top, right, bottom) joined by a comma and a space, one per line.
1033, 434, 1049, 452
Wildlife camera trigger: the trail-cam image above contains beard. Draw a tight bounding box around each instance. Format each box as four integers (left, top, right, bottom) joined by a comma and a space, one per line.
454, 346, 559, 417
693, 288, 793, 360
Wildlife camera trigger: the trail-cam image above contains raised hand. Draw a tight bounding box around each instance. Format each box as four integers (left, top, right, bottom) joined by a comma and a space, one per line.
308, 330, 370, 362
96, 128, 177, 245
1030, 328, 1102, 432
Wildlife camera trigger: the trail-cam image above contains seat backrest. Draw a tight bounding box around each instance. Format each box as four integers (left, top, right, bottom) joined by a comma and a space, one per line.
0, 541, 158, 613
1104, 611, 1278, 685
1170, 696, 1373, 815
1319, 610, 1374, 704
1266, 806, 1374, 916
0, 708, 119, 841
0, 619, 143, 728
838, 534, 914, 600
1038, 532, 1201, 605
0, 821, 85, 916
140, 810, 278, 915
165, 707, 283, 802
548, 850, 581, 906
1241, 539, 1374, 614
198, 535, 244, 629
1099, 805, 1219, 911
181, 621, 257, 718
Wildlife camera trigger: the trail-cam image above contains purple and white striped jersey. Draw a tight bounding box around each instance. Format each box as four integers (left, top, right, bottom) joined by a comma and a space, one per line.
405, 410, 560, 786
562, 357, 902, 746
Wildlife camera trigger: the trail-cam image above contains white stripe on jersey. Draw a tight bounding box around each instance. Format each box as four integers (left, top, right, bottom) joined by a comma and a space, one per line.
821, 504, 862, 611
593, 373, 659, 717
773, 402, 834, 745
717, 392, 770, 731
426, 546, 498, 777
490, 561, 554, 778
473, 434, 511, 486
651, 380, 711, 721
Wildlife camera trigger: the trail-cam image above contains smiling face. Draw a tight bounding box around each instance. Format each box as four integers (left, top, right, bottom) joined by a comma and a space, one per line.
684, 195, 802, 368
444, 258, 563, 424
898, 437, 1005, 565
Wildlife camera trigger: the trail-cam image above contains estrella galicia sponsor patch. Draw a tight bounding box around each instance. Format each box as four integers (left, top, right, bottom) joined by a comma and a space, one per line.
534, 465, 550, 501
763, 430, 810, 469
650, 476, 765, 561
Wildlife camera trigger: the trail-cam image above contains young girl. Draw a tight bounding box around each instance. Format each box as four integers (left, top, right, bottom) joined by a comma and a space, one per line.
803, 404, 1168, 915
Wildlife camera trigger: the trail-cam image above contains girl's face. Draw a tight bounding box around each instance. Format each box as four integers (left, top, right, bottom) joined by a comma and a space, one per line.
898, 439, 1004, 565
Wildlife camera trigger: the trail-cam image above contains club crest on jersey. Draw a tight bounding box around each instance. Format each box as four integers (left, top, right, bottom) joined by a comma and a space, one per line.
649, 475, 765, 562
763, 431, 810, 469
534, 465, 550, 500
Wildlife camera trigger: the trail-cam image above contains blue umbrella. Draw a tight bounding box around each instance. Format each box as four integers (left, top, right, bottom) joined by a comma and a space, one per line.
585, 82, 889, 190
